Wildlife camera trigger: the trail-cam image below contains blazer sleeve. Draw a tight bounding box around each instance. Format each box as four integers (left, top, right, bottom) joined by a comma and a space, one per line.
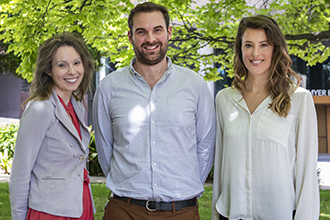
9, 100, 54, 220
294, 92, 320, 220
92, 85, 113, 177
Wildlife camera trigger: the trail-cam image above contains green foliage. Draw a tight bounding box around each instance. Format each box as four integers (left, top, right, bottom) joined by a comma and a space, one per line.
0, 124, 18, 174
1, 0, 330, 83
88, 125, 97, 163
88, 126, 103, 176
0, 41, 21, 76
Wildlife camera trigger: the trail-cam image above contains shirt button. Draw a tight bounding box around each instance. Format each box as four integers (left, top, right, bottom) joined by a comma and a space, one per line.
80, 156, 85, 162
152, 141, 156, 144
70, 144, 73, 147
154, 184, 157, 187
73, 153, 76, 157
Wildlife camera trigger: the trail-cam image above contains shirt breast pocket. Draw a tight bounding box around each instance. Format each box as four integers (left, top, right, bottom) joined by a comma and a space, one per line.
257, 109, 295, 147
167, 98, 195, 128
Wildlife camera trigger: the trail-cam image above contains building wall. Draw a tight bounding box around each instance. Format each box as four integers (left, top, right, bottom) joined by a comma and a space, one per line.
0, 73, 90, 125
0, 73, 22, 119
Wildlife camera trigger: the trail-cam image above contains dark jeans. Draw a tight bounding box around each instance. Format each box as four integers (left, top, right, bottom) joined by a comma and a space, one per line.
219, 210, 296, 220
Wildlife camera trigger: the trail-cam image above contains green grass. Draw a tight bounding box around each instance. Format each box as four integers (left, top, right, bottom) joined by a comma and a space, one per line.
0, 182, 11, 220
0, 183, 329, 220
320, 190, 330, 220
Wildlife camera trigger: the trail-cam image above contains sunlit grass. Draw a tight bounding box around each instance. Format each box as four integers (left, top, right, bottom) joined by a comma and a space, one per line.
320, 189, 330, 220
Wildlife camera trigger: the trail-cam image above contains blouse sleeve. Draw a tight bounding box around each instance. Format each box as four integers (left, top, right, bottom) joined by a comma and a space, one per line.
211, 91, 225, 220
294, 92, 320, 220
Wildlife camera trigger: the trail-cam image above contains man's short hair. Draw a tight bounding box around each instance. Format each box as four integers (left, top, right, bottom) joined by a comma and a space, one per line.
128, 2, 170, 34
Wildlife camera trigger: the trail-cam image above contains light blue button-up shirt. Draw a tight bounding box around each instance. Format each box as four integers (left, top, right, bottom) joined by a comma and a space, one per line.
93, 57, 215, 201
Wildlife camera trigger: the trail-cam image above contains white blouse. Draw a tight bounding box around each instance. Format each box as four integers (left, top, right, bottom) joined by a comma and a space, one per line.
212, 86, 320, 220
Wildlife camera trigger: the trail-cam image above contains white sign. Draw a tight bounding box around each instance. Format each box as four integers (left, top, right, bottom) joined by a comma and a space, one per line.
309, 89, 330, 96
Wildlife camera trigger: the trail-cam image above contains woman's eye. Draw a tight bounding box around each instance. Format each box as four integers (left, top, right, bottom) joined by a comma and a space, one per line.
58, 63, 66, 68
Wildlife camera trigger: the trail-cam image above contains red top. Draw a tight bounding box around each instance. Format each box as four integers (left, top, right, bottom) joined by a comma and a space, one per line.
58, 95, 82, 140
26, 96, 94, 220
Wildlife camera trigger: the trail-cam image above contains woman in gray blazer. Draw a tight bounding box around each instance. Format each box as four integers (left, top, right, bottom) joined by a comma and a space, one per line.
9, 32, 95, 220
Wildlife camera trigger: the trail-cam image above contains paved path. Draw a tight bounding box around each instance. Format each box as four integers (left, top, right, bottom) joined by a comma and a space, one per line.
1, 116, 329, 188
1, 154, 329, 189
0, 171, 213, 187
0, 117, 19, 127
318, 154, 330, 190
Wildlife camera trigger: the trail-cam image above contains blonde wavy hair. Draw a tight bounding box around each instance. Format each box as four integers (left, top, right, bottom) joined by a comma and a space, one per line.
232, 15, 300, 117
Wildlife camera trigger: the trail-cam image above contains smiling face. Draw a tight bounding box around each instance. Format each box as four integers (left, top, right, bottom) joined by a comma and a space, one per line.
47, 46, 84, 102
241, 28, 274, 80
128, 11, 172, 66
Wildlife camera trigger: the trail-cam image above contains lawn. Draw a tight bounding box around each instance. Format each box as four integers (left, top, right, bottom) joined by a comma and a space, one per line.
0, 183, 329, 220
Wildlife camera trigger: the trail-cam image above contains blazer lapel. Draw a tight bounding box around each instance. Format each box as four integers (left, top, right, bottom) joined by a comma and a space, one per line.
71, 96, 90, 152
51, 90, 88, 152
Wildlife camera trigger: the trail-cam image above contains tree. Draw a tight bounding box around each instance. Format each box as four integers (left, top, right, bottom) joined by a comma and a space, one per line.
1, 0, 330, 82
0, 40, 21, 76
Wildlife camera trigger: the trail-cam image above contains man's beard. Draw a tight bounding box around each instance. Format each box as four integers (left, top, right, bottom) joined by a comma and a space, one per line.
133, 40, 169, 65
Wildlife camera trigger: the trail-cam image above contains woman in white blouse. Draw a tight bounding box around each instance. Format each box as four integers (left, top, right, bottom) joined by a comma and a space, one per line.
212, 15, 320, 220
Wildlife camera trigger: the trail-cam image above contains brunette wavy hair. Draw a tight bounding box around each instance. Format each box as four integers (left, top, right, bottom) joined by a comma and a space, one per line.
232, 15, 300, 117
23, 32, 94, 106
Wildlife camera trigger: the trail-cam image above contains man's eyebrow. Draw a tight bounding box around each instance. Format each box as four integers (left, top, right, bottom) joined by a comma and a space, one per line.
153, 25, 164, 30
135, 27, 146, 33
134, 25, 164, 33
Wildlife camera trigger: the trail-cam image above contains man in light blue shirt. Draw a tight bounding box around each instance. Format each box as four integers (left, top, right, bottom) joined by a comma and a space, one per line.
92, 2, 215, 219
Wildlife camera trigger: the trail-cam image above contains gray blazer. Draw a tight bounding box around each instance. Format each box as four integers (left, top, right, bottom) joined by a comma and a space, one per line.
10, 90, 93, 220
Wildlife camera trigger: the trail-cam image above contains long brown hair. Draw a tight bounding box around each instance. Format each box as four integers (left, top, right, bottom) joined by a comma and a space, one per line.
232, 15, 300, 117
23, 32, 94, 106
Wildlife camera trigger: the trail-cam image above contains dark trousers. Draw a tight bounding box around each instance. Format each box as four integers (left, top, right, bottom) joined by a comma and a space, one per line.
103, 197, 200, 220
219, 210, 296, 220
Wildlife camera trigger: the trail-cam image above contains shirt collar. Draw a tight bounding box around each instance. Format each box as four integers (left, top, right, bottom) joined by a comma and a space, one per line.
230, 86, 272, 114
129, 56, 173, 78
